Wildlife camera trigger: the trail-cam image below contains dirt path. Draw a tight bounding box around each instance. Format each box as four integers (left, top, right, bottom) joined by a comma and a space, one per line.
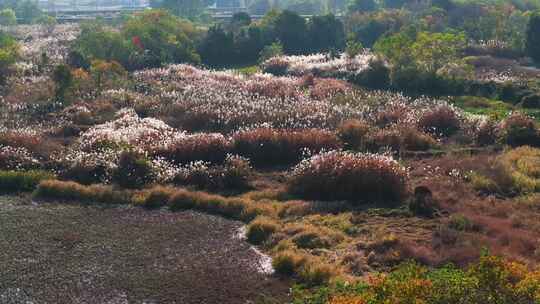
0, 196, 290, 304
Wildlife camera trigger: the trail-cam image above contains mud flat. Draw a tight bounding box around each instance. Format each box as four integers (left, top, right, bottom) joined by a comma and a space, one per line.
0, 196, 290, 304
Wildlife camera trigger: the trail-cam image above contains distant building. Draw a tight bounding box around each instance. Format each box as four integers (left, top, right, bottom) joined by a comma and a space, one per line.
216, 0, 241, 7
38, 0, 149, 11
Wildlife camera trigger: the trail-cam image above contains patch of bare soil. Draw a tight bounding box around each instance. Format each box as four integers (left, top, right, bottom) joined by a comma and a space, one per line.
0, 196, 290, 304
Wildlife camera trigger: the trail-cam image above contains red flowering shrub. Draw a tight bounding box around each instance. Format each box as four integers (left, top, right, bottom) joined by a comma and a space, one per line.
288, 151, 409, 203
155, 133, 232, 164
499, 113, 540, 147
233, 128, 342, 166
417, 105, 461, 136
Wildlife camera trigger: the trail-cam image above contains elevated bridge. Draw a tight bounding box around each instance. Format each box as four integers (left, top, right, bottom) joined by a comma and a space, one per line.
40, 0, 148, 21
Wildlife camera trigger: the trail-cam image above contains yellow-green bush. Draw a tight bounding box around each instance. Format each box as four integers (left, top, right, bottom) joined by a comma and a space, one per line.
33, 180, 132, 204
469, 147, 540, 196
496, 146, 540, 194
167, 188, 273, 222
469, 171, 499, 194
272, 249, 334, 286
298, 260, 334, 286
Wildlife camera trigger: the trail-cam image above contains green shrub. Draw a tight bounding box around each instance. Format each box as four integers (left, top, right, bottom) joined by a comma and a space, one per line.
112, 150, 154, 189
0, 170, 55, 193
521, 94, 540, 109
272, 250, 307, 276
447, 214, 477, 232
61, 162, 108, 185
246, 217, 279, 245
292, 227, 337, 249
351, 57, 390, 90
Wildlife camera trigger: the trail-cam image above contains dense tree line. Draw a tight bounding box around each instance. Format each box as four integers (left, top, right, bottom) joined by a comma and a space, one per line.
70, 9, 345, 69
65, 3, 540, 74
198, 10, 345, 66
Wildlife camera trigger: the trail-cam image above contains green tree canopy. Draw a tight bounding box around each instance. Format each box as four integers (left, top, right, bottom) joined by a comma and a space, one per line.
374, 31, 466, 73
122, 10, 201, 66
0, 31, 19, 84
308, 14, 346, 52
198, 25, 235, 66
270, 10, 309, 54
0, 8, 16, 26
